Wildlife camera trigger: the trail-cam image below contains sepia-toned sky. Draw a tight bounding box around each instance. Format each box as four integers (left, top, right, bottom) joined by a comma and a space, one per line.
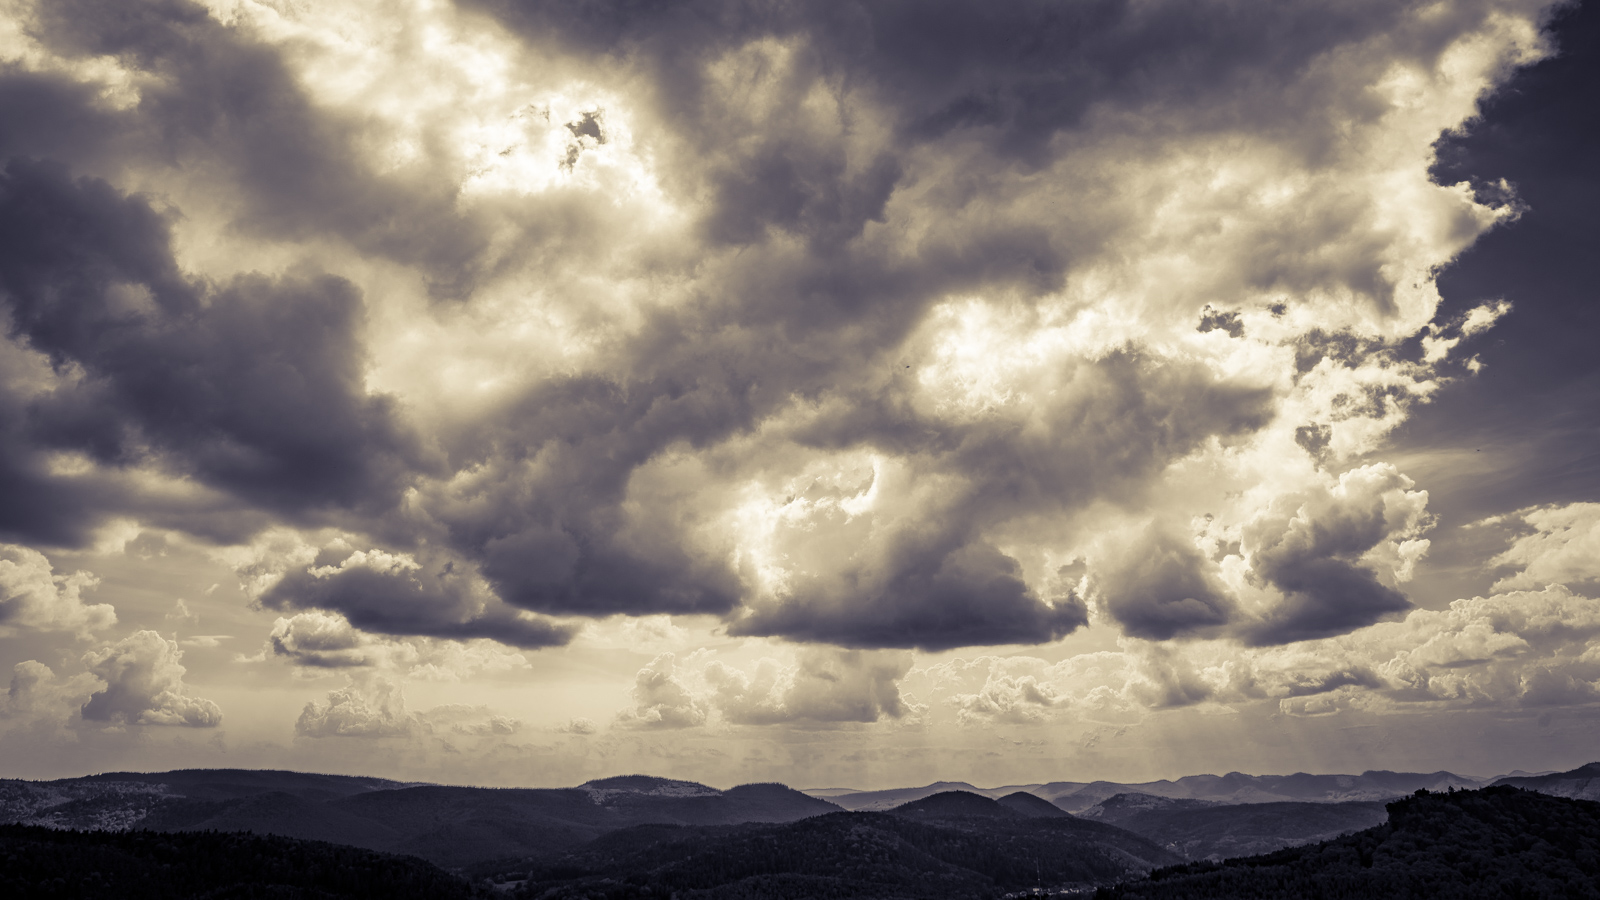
2, 0, 1598, 790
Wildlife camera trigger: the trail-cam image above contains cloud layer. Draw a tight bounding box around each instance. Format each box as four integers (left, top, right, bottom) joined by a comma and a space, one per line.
618, 647, 917, 729
0, 0, 1565, 660
909, 501, 1600, 726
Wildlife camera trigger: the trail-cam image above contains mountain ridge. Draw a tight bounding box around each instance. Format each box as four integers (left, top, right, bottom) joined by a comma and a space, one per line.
1101, 785, 1600, 898
5, 762, 1597, 871
813, 767, 1500, 811
1491, 760, 1600, 800
9, 781, 1599, 898
0, 769, 841, 867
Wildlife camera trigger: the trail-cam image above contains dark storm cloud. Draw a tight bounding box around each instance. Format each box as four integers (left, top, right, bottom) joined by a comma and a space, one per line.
1240, 467, 1424, 645
721, 352, 1270, 649
0, 158, 423, 526
0, 407, 107, 546
0, 0, 1558, 657
1096, 526, 1234, 642
732, 539, 1088, 651
237, 0, 1391, 649
422, 322, 1267, 649
1100, 463, 1427, 646
470, 0, 1423, 148
260, 560, 574, 650
813, 0, 1421, 163
0, 67, 123, 167
1246, 555, 1411, 646
419, 370, 754, 621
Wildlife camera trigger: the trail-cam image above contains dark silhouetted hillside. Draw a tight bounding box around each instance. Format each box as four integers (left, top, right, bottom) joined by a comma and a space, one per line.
892, 790, 1015, 819
68, 768, 406, 801
508, 809, 1179, 899
581, 775, 719, 795
0, 823, 483, 899
997, 791, 1073, 818
1096, 786, 1600, 899
817, 781, 993, 811
1, 770, 842, 868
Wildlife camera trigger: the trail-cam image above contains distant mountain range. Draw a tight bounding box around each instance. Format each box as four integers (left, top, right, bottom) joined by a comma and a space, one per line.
1491, 761, 1600, 800
811, 767, 1492, 812
3, 761, 1597, 874
0, 770, 839, 867
9, 781, 1597, 899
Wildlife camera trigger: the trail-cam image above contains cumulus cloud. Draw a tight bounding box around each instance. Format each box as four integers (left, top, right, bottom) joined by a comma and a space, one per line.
0, 544, 115, 636
0, 0, 1563, 653
910, 505, 1600, 722
1093, 524, 1234, 641
224, 531, 576, 650
6, 660, 53, 711
80, 630, 222, 727
1237, 464, 1432, 644
1361, 585, 1600, 706
418, 704, 523, 737
1121, 642, 1217, 710
266, 610, 377, 668
616, 653, 710, 730
616, 647, 918, 729
949, 668, 1063, 727
2, 659, 100, 736
295, 676, 525, 740
263, 610, 530, 680
296, 676, 415, 738
574, 615, 699, 653
708, 648, 915, 725
561, 717, 598, 735
5, 661, 64, 718
1490, 503, 1600, 591
1086, 464, 1431, 645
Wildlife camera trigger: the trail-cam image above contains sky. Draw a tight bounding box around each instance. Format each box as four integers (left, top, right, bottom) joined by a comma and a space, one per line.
1, 0, 1597, 791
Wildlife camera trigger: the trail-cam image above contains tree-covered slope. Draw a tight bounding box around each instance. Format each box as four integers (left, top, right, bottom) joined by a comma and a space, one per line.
2, 770, 842, 868
1096, 786, 1600, 899
506, 809, 1179, 899
0, 824, 484, 899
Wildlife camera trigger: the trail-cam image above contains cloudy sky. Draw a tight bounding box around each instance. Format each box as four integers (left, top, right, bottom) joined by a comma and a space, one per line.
2, 0, 1597, 790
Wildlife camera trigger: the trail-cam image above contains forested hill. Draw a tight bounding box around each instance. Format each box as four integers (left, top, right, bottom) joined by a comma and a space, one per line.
503, 807, 1179, 898
1096, 786, 1600, 899
0, 824, 486, 899
0, 772, 840, 867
